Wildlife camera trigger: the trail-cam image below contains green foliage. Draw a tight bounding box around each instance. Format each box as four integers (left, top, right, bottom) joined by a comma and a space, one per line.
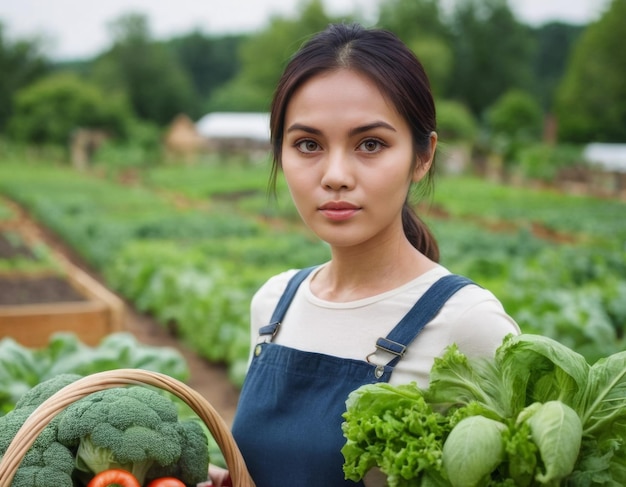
91, 13, 197, 126
486, 89, 545, 167
8, 72, 133, 145
207, 0, 338, 111
531, 22, 584, 110
378, 0, 450, 41
429, 175, 626, 243
206, 77, 274, 112
517, 143, 583, 182
342, 383, 451, 486
0, 197, 14, 220
555, 0, 626, 143
92, 119, 163, 169
343, 335, 626, 485
0, 223, 61, 274
143, 159, 272, 198
104, 232, 329, 386
487, 90, 544, 139
0, 23, 50, 132
167, 31, 246, 102
434, 218, 626, 363
377, 0, 453, 95
448, 0, 536, 117
0, 332, 190, 414
1, 161, 624, 390
0, 0, 593, 150
436, 100, 478, 142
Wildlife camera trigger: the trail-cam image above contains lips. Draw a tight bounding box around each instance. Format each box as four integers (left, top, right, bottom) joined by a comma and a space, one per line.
318, 201, 361, 221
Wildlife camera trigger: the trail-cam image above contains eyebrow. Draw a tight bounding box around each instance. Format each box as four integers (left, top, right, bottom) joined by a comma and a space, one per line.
286, 123, 322, 135
349, 121, 397, 136
286, 121, 397, 136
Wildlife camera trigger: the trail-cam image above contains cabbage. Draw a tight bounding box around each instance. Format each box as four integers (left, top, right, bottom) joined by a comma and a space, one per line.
442, 416, 506, 487
526, 401, 582, 483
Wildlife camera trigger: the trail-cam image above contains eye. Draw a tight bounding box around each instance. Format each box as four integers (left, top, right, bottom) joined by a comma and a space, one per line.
295, 139, 321, 153
357, 138, 385, 153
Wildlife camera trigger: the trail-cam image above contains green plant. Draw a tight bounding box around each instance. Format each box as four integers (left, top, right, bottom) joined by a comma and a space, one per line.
436, 99, 478, 143
517, 143, 583, 182
57, 386, 209, 486
8, 73, 133, 145
342, 334, 626, 486
0, 332, 190, 415
0, 374, 84, 487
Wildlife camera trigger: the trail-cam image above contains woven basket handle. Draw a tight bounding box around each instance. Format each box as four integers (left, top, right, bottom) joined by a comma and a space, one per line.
0, 368, 255, 487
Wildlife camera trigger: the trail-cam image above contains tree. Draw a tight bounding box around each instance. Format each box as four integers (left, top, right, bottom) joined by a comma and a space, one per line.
167, 30, 246, 114
207, 0, 337, 112
447, 0, 536, 117
531, 22, 584, 110
91, 13, 196, 126
377, 0, 454, 96
555, 0, 626, 143
436, 99, 478, 142
487, 89, 543, 139
486, 89, 544, 167
0, 23, 50, 132
9, 72, 133, 145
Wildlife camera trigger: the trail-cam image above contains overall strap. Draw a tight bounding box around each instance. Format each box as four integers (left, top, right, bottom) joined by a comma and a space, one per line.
258, 266, 318, 340
374, 274, 476, 367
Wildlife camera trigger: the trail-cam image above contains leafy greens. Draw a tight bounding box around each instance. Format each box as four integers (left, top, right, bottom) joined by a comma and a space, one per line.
341, 334, 626, 486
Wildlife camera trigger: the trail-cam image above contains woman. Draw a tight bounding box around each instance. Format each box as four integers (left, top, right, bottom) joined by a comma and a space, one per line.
213, 22, 520, 487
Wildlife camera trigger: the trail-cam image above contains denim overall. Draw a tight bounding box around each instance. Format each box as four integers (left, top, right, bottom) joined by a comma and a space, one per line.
231, 267, 473, 487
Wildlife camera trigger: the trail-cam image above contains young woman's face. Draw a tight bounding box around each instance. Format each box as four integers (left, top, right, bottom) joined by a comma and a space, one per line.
281, 69, 432, 250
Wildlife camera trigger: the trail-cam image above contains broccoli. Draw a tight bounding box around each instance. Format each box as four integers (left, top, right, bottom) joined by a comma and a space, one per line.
0, 374, 82, 487
57, 385, 210, 486
14, 373, 83, 409
146, 420, 211, 486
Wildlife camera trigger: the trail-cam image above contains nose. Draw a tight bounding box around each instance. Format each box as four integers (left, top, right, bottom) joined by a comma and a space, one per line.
320, 151, 355, 191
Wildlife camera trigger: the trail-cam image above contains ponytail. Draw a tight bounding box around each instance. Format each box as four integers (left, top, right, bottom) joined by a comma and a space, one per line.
402, 203, 439, 262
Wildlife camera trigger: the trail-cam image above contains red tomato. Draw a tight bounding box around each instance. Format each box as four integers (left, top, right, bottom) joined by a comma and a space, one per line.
146, 478, 187, 487
87, 469, 141, 487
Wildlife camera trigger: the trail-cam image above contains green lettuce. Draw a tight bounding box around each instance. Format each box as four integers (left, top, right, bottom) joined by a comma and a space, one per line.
341, 334, 626, 486
341, 383, 452, 487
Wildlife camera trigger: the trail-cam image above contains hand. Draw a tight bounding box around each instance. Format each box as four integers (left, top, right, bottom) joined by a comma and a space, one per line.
207, 464, 232, 487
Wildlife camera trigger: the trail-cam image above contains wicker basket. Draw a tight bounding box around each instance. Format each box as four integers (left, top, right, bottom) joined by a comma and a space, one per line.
0, 368, 255, 487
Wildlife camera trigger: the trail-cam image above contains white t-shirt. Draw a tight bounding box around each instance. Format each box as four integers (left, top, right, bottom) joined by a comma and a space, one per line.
249, 263, 520, 388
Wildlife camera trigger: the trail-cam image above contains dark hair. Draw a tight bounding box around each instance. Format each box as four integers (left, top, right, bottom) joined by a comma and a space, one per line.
269, 23, 439, 262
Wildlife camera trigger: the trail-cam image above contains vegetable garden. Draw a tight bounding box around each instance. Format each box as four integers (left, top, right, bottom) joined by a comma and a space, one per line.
0, 157, 624, 387
0, 154, 625, 485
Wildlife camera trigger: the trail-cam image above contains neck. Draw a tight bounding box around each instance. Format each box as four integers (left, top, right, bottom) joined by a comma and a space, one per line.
311, 236, 436, 302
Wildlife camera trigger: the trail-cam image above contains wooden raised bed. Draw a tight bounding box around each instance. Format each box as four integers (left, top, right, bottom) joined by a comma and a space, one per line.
0, 202, 125, 347
0, 266, 125, 347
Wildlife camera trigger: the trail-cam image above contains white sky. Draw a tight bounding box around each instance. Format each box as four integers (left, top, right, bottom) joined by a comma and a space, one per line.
0, 0, 611, 60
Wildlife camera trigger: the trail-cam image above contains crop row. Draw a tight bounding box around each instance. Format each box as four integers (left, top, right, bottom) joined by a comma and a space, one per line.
0, 160, 624, 382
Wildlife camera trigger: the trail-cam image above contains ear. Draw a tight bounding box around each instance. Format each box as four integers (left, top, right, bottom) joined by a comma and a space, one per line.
412, 131, 437, 183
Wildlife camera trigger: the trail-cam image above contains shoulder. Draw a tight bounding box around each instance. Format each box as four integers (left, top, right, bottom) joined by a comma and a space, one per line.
418, 266, 520, 354
441, 280, 521, 357
250, 269, 302, 331
251, 269, 300, 307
